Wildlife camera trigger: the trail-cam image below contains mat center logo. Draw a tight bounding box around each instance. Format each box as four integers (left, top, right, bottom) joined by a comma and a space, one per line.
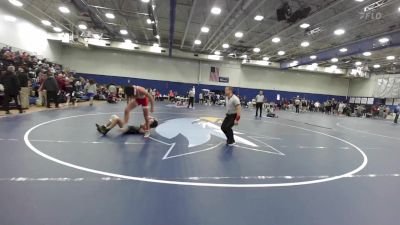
156, 117, 257, 147
155, 117, 284, 160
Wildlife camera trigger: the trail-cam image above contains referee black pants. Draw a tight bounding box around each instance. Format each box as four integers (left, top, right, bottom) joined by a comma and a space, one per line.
255, 102, 263, 117
221, 113, 236, 144
188, 97, 194, 108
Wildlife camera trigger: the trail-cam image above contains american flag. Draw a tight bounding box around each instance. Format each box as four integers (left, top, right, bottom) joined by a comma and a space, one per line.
209, 66, 219, 82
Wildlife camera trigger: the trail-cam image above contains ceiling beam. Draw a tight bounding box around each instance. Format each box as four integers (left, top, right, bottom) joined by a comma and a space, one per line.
168, 0, 177, 56
180, 0, 198, 49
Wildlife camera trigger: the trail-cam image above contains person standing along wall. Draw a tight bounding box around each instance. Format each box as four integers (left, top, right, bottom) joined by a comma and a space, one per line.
42, 73, 59, 108
0, 66, 23, 114
17, 67, 29, 109
255, 90, 265, 117
394, 103, 400, 124
188, 88, 195, 109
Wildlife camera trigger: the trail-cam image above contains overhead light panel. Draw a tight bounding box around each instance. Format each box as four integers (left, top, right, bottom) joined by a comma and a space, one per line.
58, 6, 70, 14
201, 26, 210, 33
277, 51, 285, 56
120, 29, 128, 35
363, 51, 372, 56
253, 48, 260, 53
222, 43, 229, 49
194, 39, 201, 45
339, 48, 348, 52
262, 57, 269, 61
379, 37, 389, 43
8, 0, 23, 7
41, 20, 51, 26
331, 58, 339, 63
310, 55, 317, 60
241, 55, 248, 59
373, 64, 380, 68
355, 61, 362, 66
53, 27, 62, 32
4, 15, 16, 22
300, 41, 310, 47
334, 28, 345, 35
211, 7, 221, 15
386, 56, 395, 60
254, 15, 264, 21
214, 50, 221, 55
105, 13, 115, 19
300, 23, 310, 29
234, 32, 243, 38
355, 0, 364, 2
155, 35, 160, 39
141, 0, 150, 2
78, 23, 87, 30
272, 37, 280, 43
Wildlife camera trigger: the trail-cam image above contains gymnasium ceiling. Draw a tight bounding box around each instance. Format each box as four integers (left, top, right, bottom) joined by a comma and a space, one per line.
2, 0, 400, 72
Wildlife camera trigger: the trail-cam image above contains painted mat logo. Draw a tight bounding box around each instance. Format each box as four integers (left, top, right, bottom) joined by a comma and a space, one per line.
156, 117, 258, 147
155, 117, 284, 160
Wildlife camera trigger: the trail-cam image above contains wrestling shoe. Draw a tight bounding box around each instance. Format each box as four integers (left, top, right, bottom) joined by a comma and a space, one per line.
144, 130, 151, 138
96, 124, 110, 135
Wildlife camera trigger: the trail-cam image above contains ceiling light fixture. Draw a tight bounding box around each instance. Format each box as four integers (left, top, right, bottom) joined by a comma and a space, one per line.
310, 55, 317, 60
214, 50, 221, 55
155, 35, 160, 39
234, 32, 243, 38
105, 13, 115, 19
262, 57, 269, 61
253, 48, 261, 53
194, 39, 201, 45
8, 0, 23, 7
386, 55, 395, 60
272, 37, 281, 43
78, 24, 87, 30
334, 28, 345, 35
300, 41, 310, 47
379, 37, 389, 43
53, 27, 62, 32
222, 43, 229, 49
120, 29, 128, 35
4, 15, 16, 22
254, 15, 264, 21
201, 26, 210, 33
339, 48, 348, 53
373, 64, 380, 68
211, 7, 221, 15
41, 20, 51, 26
331, 58, 339, 62
355, 61, 362, 66
355, 0, 364, 2
58, 6, 70, 14
141, 0, 150, 2
363, 51, 372, 56
277, 51, 285, 56
300, 23, 310, 29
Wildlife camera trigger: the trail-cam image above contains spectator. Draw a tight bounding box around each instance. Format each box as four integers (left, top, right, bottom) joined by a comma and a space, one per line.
0, 66, 22, 114
84, 79, 97, 106
294, 96, 301, 113
188, 88, 195, 108
17, 67, 30, 109
394, 103, 400, 124
42, 73, 59, 108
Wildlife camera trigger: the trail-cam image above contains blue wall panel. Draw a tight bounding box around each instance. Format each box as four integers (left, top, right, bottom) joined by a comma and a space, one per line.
77, 73, 347, 103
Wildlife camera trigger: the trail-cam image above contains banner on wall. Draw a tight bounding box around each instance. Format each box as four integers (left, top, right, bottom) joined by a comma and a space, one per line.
218, 77, 229, 83
209, 66, 220, 82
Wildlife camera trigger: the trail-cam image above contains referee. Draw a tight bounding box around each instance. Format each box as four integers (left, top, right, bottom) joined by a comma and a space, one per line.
221, 86, 241, 146
255, 90, 264, 117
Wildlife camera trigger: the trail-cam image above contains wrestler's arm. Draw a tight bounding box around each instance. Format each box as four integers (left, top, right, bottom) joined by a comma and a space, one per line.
137, 86, 155, 113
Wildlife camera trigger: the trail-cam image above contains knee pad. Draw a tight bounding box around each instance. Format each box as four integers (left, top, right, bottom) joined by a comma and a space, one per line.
110, 114, 120, 122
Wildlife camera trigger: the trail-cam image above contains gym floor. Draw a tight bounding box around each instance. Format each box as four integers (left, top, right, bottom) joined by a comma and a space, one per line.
0, 102, 399, 225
